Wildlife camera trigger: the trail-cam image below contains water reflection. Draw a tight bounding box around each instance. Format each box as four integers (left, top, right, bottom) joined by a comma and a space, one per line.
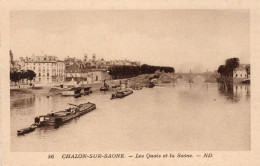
11, 96, 35, 109
218, 83, 250, 102
40, 116, 83, 130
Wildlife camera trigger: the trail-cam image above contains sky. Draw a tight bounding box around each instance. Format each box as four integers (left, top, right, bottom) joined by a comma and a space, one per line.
10, 10, 250, 73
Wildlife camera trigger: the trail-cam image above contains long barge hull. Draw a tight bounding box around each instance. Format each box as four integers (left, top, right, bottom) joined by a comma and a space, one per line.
56, 105, 96, 124
116, 91, 133, 98
111, 90, 133, 99
36, 103, 96, 126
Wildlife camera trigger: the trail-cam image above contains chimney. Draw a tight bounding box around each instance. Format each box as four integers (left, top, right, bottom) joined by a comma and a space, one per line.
92, 54, 96, 61
10, 50, 13, 62
10, 50, 13, 56
84, 54, 88, 61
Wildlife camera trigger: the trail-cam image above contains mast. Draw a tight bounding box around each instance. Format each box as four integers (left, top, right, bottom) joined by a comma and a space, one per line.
189, 69, 192, 83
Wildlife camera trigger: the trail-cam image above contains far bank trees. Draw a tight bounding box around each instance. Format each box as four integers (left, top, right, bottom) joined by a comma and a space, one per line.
108, 64, 175, 79
217, 58, 240, 77
10, 70, 36, 85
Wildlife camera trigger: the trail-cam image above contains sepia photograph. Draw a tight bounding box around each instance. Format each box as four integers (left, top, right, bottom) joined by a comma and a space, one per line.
9, 10, 250, 152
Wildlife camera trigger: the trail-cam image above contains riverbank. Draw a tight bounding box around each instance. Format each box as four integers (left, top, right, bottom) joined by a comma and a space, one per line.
10, 73, 154, 101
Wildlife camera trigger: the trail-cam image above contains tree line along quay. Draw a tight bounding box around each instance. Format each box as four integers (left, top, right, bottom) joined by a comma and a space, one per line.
10, 70, 36, 85
107, 65, 174, 79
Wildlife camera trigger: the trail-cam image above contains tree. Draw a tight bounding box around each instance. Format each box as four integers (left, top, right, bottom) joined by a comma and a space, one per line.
225, 58, 239, 77
18, 70, 27, 84
10, 71, 21, 85
26, 70, 36, 83
245, 65, 250, 78
108, 65, 174, 79
217, 65, 226, 77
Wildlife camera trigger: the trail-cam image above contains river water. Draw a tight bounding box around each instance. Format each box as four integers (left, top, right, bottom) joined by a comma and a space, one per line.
11, 83, 250, 151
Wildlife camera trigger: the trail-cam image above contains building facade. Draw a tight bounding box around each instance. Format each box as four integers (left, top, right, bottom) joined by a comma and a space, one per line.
21, 55, 65, 84
65, 67, 111, 84
68, 54, 141, 69
63, 54, 140, 84
233, 64, 250, 79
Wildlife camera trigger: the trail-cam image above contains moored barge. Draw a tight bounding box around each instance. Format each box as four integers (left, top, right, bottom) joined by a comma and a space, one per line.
34, 102, 96, 126
61, 87, 82, 96
111, 90, 133, 99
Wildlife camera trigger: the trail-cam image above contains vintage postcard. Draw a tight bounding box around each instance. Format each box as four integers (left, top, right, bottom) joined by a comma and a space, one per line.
1, 1, 260, 166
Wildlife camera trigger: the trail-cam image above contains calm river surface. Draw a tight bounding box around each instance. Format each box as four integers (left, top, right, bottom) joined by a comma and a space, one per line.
11, 83, 250, 151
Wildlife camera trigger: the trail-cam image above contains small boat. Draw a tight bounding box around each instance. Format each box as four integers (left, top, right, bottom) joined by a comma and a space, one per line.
17, 124, 38, 136
133, 86, 142, 90
100, 87, 109, 91
74, 93, 81, 98
83, 87, 92, 95
147, 82, 155, 88
112, 84, 120, 88
100, 82, 109, 91
34, 102, 96, 126
111, 90, 133, 99
132, 84, 142, 90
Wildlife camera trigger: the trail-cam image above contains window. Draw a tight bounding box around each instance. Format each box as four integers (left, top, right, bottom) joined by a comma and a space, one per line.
241, 74, 242, 77
39, 78, 41, 81
47, 73, 49, 76
34, 63, 35, 65
33, 67, 35, 70
39, 73, 41, 76
236, 74, 238, 77
245, 74, 247, 77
